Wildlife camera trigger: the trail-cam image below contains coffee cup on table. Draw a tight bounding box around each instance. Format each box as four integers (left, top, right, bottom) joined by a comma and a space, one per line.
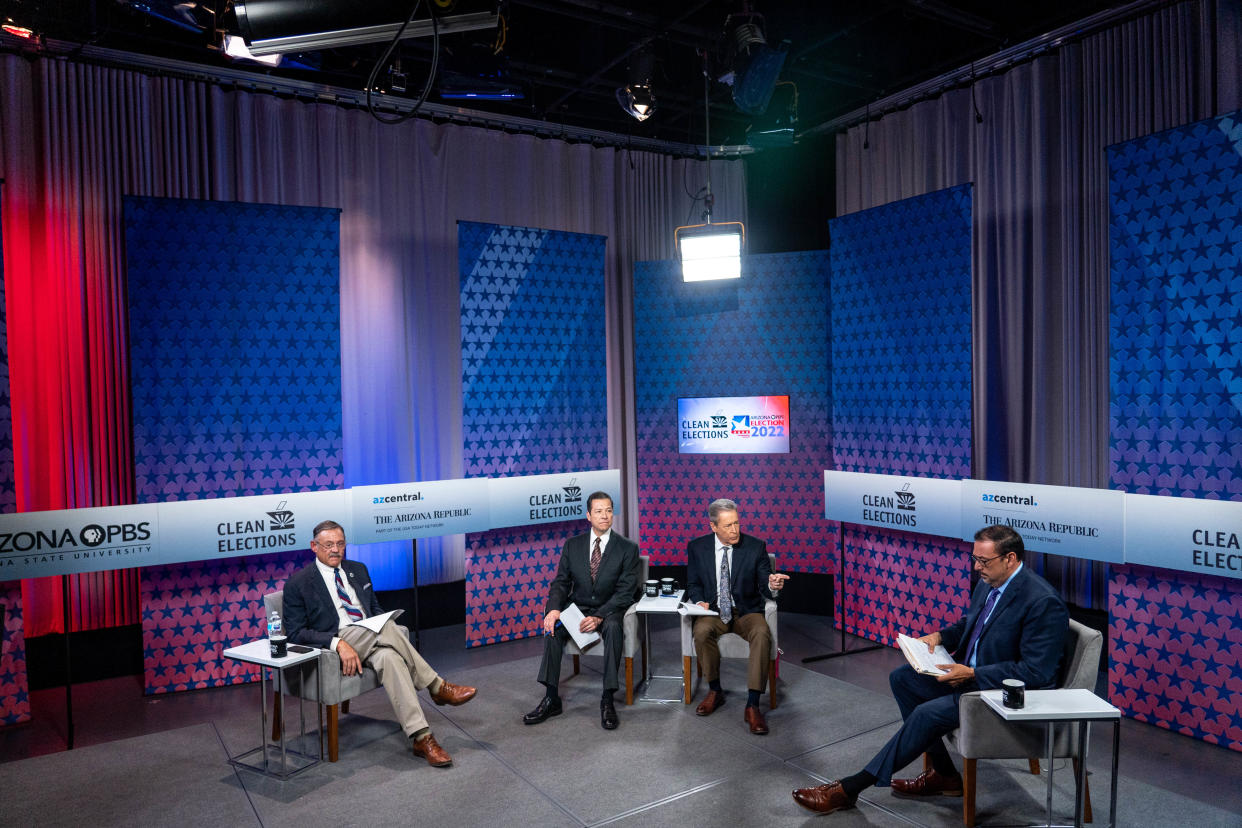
644, 579, 659, 597
660, 577, 675, 596
1002, 678, 1025, 709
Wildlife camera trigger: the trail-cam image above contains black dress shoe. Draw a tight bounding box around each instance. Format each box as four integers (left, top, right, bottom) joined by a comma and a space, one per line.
600, 700, 619, 730
523, 697, 563, 725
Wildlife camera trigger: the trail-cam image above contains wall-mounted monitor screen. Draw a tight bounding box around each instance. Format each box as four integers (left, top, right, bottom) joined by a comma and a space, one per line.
677, 395, 790, 454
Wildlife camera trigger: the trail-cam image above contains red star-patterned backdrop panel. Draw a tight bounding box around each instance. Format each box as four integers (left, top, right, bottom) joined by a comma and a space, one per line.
141, 551, 303, 693
1107, 112, 1242, 751
633, 252, 835, 575
829, 186, 975, 643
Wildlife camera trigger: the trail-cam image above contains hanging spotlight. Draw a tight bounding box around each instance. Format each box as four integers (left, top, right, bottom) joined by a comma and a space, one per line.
676, 222, 745, 283
616, 47, 657, 122
719, 12, 788, 116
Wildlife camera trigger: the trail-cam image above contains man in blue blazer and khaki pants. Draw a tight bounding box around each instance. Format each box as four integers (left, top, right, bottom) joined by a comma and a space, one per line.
686, 498, 790, 735
793, 524, 1069, 815
283, 519, 477, 768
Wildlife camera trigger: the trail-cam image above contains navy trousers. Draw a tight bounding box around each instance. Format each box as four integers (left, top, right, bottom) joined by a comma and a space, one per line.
863, 664, 971, 785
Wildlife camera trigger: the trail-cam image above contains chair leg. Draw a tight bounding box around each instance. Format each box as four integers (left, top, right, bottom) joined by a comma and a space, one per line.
1072, 757, 1093, 823
624, 657, 634, 705
683, 656, 692, 704
272, 692, 283, 742
1029, 758, 1041, 775
572, 654, 580, 675
768, 662, 778, 710
326, 703, 340, 762
962, 758, 977, 828
641, 638, 648, 681
341, 699, 351, 715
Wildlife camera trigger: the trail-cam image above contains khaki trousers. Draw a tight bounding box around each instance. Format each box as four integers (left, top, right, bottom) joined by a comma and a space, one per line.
339, 621, 439, 737
692, 612, 772, 692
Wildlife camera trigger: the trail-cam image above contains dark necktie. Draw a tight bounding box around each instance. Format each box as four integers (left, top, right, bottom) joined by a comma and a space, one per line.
962, 588, 1000, 664
719, 546, 733, 624
335, 567, 364, 621
590, 537, 602, 582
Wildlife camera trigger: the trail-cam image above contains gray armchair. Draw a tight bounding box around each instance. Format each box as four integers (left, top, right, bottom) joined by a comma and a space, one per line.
566, 555, 648, 705
679, 553, 779, 708
264, 590, 382, 762
945, 617, 1104, 827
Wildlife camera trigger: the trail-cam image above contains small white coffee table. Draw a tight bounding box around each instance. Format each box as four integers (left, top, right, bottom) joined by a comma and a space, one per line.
222, 639, 323, 779
634, 590, 685, 702
981, 688, 1120, 827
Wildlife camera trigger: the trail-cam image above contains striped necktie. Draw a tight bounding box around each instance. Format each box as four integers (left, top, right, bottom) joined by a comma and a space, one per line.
335, 567, 364, 621
590, 537, 602, 581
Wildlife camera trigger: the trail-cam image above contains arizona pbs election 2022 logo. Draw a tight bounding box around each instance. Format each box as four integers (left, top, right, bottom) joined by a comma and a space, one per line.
678, 395, 790, 454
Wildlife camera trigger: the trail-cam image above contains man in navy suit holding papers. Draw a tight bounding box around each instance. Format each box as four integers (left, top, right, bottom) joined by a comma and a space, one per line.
283, 519, 477, 768
793, 524, 1068, 815
524, 491, 641, 730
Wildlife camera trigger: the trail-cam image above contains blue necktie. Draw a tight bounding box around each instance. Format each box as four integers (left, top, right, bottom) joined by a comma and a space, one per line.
962, 589, 1000, 664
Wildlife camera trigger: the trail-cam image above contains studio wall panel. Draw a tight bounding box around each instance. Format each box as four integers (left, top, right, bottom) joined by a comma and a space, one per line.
459, 222, 608, 646
1108, 112, 1242, 751
633, 252, 834, 574
125, 196, 343, 692
828, 184, 974, 644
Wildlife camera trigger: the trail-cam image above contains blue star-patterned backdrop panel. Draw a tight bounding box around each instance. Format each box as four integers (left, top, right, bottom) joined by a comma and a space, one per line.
126, 197, 343, 501
0, 211, 29, 725
828, 184, 974, 645
459, 221, 608, 647
125, 196, 343, 693
633, 252, 835, 573
1108, 113, 1242, 752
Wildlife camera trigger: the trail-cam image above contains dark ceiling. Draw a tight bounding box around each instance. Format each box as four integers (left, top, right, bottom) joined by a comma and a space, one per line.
4, 1, 1125, 144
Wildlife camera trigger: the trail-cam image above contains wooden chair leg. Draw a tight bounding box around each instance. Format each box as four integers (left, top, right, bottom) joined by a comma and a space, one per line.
1072, 757, 1093, 823
1029, 758, 1041, 775
341, 699, 351, 715
326, 703, 340, 762
923, 753, 933, 772
572, 654, 580, 675
768, 662, 778, 709
683, 656, 693, 704
272, 692, 283, 742
962, 758, 977, 828
624, 657, 634, 705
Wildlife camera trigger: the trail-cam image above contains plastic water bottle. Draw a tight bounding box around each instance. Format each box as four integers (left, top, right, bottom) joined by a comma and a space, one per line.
268, 610, 287, 658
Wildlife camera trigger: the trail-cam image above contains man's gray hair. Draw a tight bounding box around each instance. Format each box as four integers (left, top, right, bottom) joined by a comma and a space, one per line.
708, 498, 738, 522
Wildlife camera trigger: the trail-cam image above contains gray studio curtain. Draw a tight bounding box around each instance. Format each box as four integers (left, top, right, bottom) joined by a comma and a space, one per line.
834, 0, 1240, 607
0, 52, 746, 601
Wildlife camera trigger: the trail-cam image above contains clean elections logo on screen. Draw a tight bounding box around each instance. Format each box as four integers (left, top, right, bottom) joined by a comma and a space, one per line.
677, 395, 790, 454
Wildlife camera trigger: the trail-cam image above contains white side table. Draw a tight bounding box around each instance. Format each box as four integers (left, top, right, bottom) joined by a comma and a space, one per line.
980, 688, 1120, 828
222, 640, 323, 779
634, 590, 685, 702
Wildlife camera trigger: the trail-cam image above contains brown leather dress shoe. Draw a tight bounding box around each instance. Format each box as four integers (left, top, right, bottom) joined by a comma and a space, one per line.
890, 768, 964, 798
696, 689, 726, 716
743, 705, 769, 735
792, 782, 855, 814
412, 733, 453, 767
431, 680, 477, 706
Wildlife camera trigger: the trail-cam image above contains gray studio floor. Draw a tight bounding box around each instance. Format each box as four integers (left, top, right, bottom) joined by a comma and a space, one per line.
2, 613, 1240, 827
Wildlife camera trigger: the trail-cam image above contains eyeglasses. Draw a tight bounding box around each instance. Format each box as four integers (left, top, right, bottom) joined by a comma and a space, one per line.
970, 554, 1004, 566
315, 541, 346, 551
